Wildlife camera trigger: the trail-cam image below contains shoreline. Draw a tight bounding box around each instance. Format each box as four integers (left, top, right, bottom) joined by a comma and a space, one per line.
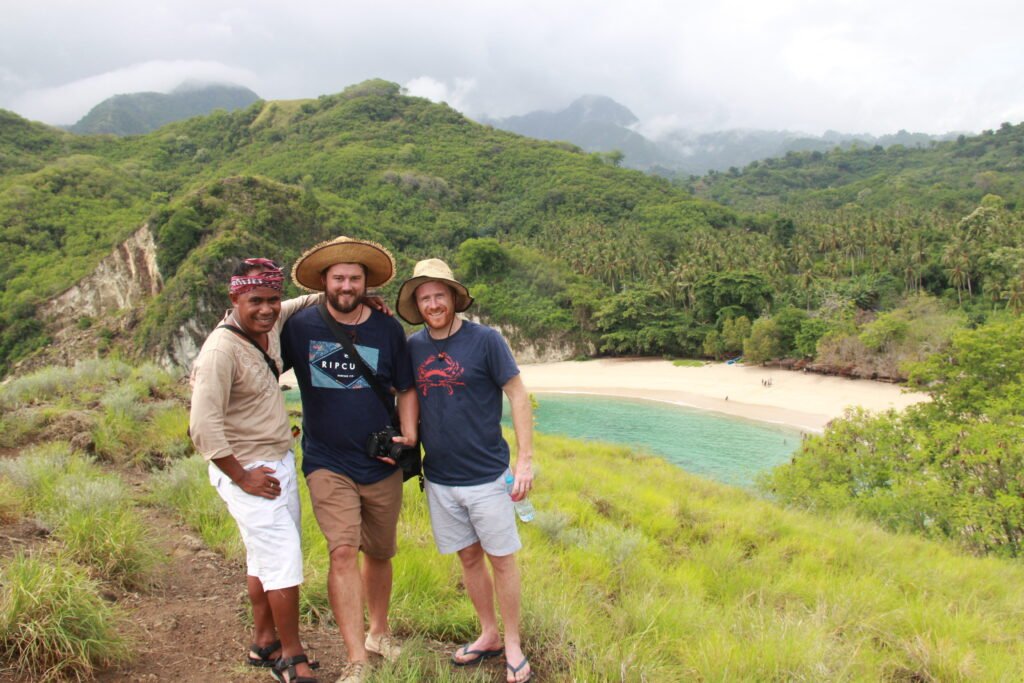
518, 359, 929, 433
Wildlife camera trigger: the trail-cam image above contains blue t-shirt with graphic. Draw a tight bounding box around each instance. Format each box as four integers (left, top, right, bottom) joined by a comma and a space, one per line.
408, 320, 519, 486
281, 305, 414, 484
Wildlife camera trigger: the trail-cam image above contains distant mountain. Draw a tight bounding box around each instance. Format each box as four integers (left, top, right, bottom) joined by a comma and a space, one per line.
68, 83, 260, 136
481, 95, 678, 171
660, 127, 961, 176
482, 95, 960, 175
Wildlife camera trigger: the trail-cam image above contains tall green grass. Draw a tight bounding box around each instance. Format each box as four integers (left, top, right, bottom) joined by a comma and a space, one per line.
0, 553, 130, 681
0, 442, 162, 590
152, 431, 1024, 681
0, 360, 192, 463
148, 454, 243, 559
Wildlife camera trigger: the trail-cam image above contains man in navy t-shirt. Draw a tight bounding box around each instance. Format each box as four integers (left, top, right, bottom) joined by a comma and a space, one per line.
282, 237, 416, 683
396, 258, 535, 683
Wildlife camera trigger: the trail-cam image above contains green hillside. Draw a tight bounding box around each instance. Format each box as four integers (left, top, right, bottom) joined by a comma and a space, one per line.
691, 123, 1024, 213
0, 80, 738, 372
1, 79, 1023, 378
67, 83, 260, 136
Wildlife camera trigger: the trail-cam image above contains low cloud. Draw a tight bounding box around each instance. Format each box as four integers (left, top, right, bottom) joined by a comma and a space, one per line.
10, 60, 257, 125
403, 76, 478, 115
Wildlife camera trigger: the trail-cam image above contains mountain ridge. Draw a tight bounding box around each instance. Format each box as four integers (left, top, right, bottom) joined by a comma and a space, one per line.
483, 94, 962, 174
68, 83, 260, 136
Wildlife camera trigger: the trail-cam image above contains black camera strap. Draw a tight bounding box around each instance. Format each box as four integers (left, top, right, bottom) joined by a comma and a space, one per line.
315, 301, 396, 421
316, 300, 423, 486
218, 323, 280, 380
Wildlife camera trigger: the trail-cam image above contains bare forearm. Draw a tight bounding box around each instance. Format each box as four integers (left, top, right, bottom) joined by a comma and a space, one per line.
397, 389, 419, 443
212, 454, 247, 484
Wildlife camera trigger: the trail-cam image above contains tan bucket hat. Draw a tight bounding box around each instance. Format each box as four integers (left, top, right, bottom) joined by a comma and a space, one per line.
291, 236, 396, 291
395, 258, 474, 324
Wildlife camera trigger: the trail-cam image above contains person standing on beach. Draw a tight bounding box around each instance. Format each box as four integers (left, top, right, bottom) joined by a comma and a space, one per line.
189, 258, 318, 683
280, 237, 417, 683
395, 258, 535, 683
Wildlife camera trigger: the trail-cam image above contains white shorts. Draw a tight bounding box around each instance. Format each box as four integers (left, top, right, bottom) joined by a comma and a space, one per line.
209, 451, 303, 591
425, 471, 521, 557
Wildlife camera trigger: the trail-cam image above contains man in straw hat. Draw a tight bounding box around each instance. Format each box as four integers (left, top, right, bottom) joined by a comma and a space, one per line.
281, 237, 417, 683
189, 258, 319, 683
396, 258, 535, 683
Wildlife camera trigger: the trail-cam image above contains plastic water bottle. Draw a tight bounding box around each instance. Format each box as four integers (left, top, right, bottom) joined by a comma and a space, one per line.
505, 473, 535, 523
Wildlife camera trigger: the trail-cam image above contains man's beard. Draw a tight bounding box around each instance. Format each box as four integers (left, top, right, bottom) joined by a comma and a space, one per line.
326, 290, 361, 314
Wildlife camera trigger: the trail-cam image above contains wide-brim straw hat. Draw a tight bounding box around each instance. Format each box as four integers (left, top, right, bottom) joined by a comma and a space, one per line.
292, 236, 396, 291
396, 258, 474, 324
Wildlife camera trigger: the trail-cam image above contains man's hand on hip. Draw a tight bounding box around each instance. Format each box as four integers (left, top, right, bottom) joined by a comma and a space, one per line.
238, 466, 282, 499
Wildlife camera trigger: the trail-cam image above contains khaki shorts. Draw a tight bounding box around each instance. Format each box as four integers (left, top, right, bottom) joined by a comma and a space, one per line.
306, 468, 402, 559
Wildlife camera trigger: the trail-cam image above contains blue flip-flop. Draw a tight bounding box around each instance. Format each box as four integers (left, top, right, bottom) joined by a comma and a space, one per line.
451, 644, 504, 666
507, 656, 532, 682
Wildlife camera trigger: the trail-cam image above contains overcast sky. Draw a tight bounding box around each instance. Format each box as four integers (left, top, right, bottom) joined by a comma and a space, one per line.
2, 0, 1022, 137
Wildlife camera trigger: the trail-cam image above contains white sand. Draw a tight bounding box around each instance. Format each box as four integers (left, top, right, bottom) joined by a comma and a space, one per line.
518, 359, 929, 433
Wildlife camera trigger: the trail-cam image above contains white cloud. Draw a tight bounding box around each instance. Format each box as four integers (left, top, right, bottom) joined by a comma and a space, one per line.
9, 60, 258, 125
403, 76, 478, 113
1, 0, 1022, 134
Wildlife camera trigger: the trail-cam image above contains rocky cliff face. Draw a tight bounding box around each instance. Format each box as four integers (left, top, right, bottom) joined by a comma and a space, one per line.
17, 226, 165, 374
160, 303, 219, 372
466, 315, 592, 363
41, 226, 163, 322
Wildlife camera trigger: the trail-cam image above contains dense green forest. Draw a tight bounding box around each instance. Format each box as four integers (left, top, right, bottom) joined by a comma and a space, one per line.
1, 79, 1023, 379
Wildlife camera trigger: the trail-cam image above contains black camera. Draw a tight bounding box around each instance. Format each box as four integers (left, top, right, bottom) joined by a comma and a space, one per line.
366, 425, 406, 462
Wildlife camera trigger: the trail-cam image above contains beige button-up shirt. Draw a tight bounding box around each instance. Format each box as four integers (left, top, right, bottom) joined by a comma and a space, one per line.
189, 294, 318, 466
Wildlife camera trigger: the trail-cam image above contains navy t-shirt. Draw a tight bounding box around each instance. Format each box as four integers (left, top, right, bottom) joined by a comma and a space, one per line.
408, 320, 520, 486
281, 305, 414, 484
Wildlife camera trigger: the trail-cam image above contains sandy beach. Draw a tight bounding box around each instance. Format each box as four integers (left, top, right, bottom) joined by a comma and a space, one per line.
518, 359, 929, 433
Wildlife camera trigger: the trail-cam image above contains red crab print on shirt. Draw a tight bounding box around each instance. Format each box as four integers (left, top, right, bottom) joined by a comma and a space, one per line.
417, 354, 466, 396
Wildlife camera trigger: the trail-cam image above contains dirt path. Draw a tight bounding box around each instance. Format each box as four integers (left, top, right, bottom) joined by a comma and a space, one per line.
92, 496, 355, 682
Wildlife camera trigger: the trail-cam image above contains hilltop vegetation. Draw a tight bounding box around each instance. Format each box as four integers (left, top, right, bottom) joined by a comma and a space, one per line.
1, 79, 1023, 378
692, 122, 1024, 213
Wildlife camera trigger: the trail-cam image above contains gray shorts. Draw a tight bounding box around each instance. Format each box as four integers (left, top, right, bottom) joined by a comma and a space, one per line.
424, 471, 522, 556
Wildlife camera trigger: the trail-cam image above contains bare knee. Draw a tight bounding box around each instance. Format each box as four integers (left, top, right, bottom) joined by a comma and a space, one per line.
487, 552, 518, 578
457, 542, 486, 570
329, 545, 359, 572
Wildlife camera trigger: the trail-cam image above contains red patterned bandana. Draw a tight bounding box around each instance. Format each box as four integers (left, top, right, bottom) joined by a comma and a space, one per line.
230, 258, 285, 295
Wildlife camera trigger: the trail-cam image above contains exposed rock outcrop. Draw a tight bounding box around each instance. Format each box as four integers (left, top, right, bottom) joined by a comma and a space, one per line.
466, 315, 593, 363
41, 225, 162, 322
14, 226, 164, 374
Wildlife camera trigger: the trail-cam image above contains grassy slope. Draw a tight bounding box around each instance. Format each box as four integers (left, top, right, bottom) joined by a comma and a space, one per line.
7, 362, 1024, 680
156, 421, 1024, 682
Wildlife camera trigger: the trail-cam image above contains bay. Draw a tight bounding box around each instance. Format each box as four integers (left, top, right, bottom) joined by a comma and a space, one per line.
506, 393, 802, 488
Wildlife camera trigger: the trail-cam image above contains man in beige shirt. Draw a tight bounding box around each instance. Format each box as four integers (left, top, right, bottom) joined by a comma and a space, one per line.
189, 258, 318, 683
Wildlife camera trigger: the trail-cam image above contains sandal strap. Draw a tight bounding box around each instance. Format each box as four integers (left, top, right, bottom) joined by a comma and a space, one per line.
280, 654, 309, 667
250, 639, 281, 660
274, 654, 319, 683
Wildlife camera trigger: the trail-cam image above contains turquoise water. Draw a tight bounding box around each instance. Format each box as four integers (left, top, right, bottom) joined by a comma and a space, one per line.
284, 388, 802, 488
505, 393, 802, 488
